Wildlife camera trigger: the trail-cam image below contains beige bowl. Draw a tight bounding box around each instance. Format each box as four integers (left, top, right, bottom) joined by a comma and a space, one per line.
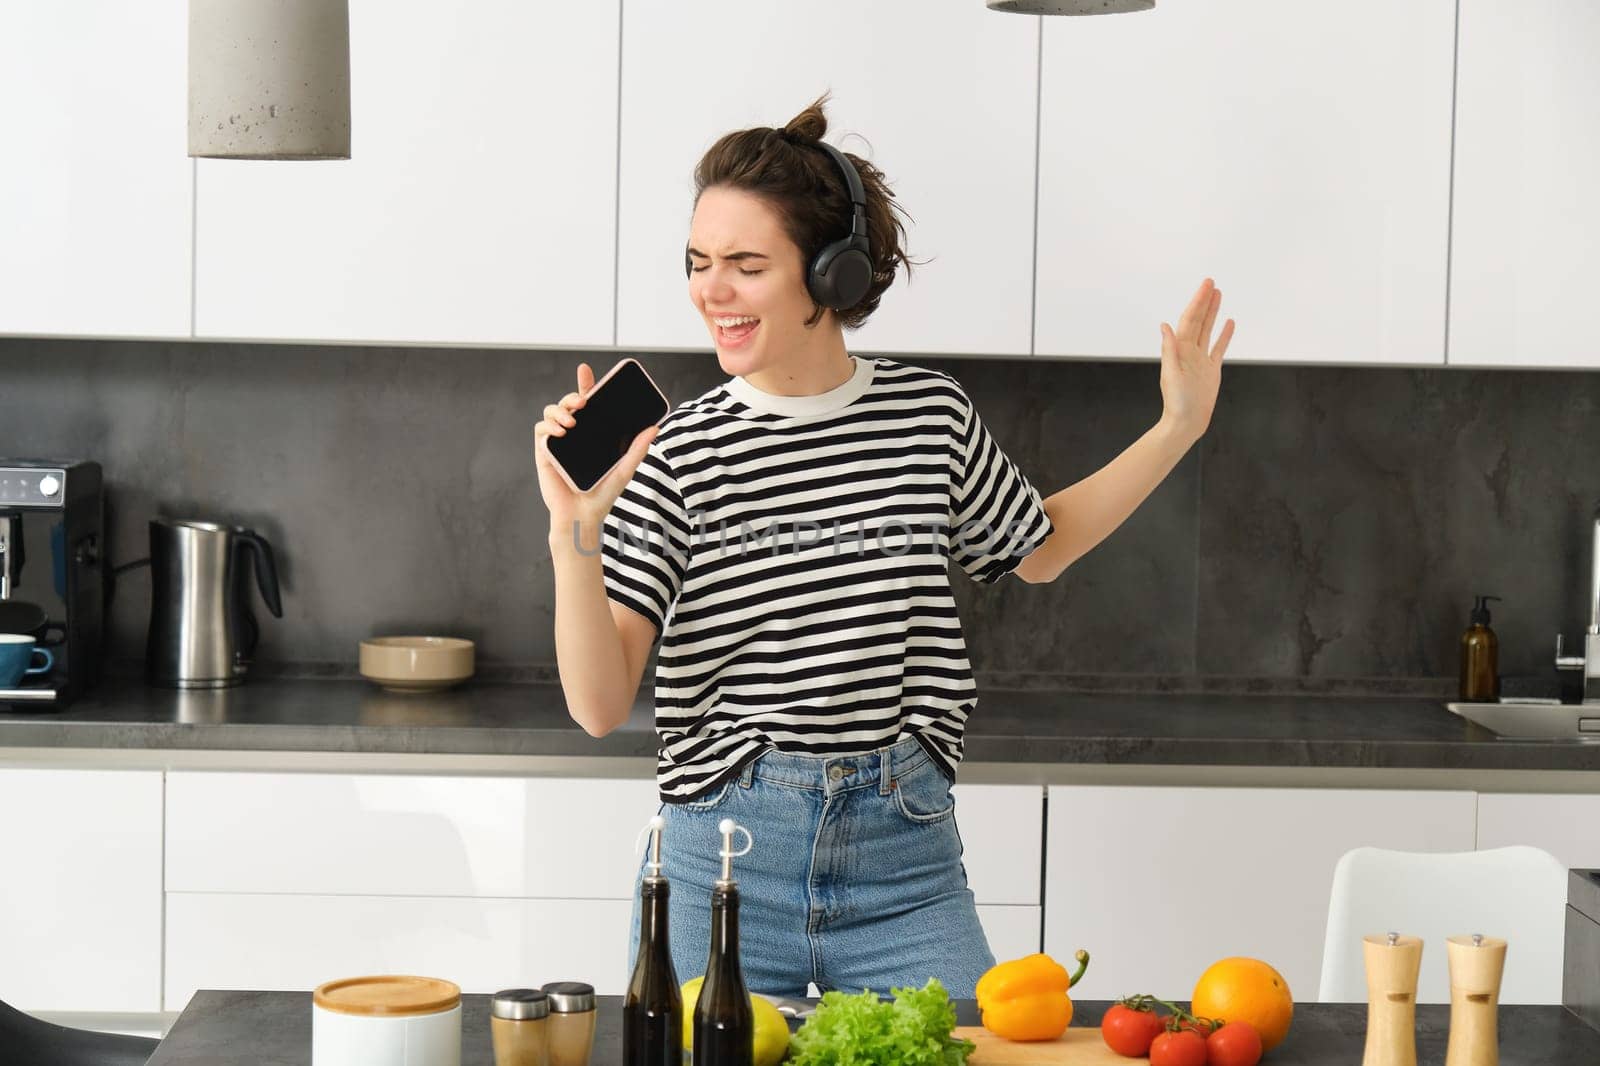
359, 637, 475, 693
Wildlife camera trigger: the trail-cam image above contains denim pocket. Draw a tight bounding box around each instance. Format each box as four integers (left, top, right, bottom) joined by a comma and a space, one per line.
892, 760, 955, 824
679, 775, 737, 811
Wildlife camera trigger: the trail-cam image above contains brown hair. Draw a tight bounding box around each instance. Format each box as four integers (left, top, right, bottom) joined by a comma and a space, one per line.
692, 91, 920, 331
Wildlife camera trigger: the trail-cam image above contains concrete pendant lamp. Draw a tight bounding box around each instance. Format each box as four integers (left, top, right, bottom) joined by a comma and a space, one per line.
188, 0, 351, 159
986, 0, 1154, 13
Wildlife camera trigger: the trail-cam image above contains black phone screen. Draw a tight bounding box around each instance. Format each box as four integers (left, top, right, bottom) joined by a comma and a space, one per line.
546, 360, 670, 492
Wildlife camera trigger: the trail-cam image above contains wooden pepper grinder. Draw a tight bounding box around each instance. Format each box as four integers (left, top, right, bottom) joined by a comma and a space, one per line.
1445, 933, 1507, 1066
1363, 931, 1423, 1066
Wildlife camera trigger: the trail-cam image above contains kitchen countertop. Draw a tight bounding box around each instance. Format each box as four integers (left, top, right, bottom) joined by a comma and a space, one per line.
3, 677, 1600, 786
148, 990, 1600, 1066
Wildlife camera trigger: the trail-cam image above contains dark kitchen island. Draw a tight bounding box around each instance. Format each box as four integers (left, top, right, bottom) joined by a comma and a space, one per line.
146, 989, 1600, 1066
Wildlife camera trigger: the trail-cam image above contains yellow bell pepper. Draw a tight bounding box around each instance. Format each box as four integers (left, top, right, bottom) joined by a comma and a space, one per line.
974, 950, 1090, 1042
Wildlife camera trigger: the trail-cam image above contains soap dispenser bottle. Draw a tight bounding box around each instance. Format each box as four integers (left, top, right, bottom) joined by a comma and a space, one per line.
1459, 595, 1502, 702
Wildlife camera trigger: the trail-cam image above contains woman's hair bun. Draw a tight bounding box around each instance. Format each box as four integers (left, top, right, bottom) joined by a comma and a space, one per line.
780, 99, 829, 144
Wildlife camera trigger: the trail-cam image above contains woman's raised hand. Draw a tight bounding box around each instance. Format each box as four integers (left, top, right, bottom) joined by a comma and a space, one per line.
534, 361, 660, 540
1158, 278, 1234, 444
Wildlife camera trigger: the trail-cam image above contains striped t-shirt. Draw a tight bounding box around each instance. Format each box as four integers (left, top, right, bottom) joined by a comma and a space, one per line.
600, 355, 1054, 803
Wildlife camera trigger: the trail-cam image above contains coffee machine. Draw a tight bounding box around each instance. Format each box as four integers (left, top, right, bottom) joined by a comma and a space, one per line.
0, 460, 104, 708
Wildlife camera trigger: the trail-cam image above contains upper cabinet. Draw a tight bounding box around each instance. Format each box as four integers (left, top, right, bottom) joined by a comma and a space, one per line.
615, 0, 1038, 358
1449, 0, 1600, 369
193, 0, 620, 348
10, 2, 1593, 370
0, 1, 192, 339
1034, 0, 1455, 364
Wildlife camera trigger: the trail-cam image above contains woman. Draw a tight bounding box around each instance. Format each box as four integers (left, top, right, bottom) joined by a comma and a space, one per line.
534, 93, 1233, 997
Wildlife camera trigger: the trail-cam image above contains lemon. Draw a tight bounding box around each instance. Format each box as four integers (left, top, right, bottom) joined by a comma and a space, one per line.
680, 975, 790, 1066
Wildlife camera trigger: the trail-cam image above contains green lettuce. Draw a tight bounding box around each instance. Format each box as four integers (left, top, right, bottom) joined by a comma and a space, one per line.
787, 978, 975, 1066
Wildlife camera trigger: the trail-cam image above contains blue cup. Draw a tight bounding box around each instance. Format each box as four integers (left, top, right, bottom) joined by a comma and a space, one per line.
0, 635, 54, 687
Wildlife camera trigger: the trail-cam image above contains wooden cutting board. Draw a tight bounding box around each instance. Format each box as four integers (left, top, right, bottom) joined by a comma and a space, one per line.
954, 1025, 1128, 1065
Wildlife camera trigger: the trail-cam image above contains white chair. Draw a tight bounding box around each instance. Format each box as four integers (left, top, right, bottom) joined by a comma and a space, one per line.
1318, 845, 1568, 1005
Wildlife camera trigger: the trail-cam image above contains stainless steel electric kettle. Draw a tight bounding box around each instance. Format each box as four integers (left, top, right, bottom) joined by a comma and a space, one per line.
146, 518, 283, 688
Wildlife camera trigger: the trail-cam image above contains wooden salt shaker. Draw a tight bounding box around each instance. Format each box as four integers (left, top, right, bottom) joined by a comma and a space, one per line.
1363, 931, 1423, 1066
1445, 934, 1507, 1066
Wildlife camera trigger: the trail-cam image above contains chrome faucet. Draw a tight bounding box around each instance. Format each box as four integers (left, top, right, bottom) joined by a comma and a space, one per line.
1555, 503, 1600, 703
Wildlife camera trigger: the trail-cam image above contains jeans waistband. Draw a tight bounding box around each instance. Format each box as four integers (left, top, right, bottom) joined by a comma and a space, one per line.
738, 735, 932, 795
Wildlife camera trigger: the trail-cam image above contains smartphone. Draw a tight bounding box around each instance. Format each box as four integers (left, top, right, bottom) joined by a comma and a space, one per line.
545, 358, 670, 494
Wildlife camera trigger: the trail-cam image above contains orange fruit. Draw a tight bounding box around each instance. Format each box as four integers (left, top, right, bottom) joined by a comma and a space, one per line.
1190, 957, 1294, 1052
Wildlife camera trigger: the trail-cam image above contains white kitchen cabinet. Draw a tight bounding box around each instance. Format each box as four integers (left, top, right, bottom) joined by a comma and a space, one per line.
954, 784, 1044, 906
615, 0, 1037, 357
166, 773, 1039, 905
1034, 0, 1453, 365
0, 0, 191, 338
1043, 786, 1476, 1003
165, 892, 631, 1010
166, 772, 660, 898
158, 773, 1040, 1009
1476, 793, 1600, 869
978, 905, 1042, 962
162, 894, 1040, 1012
1448, 0, 1600, 368
193, 0, 619, 347
0, 769, 163, 1013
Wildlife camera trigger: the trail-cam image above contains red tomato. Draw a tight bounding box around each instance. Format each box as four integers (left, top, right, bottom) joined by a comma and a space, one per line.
1206, 1020, 1264, 1066
1101, 1003, 1166, 1057
1150, 1029, 1208, 1066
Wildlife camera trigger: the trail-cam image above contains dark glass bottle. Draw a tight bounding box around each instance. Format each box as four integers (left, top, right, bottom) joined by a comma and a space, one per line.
1459, 594, 1502, 702
625, 876, 682, 1066
693, 881, 752, 1066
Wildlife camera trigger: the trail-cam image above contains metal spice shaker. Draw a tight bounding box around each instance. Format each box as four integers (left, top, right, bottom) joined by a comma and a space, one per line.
541, 981, 597, 1066
491, 989, 550, 1066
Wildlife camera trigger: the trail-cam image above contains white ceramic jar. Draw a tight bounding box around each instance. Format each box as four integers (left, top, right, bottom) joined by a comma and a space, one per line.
312, 974, 462, 1066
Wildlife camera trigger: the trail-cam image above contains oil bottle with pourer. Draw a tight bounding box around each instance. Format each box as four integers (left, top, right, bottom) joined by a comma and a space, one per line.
625, 814, 681, 1066
693, 818, 753, 1066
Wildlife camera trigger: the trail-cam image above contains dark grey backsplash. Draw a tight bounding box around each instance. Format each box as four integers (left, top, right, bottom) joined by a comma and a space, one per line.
3, 336, 1596, 692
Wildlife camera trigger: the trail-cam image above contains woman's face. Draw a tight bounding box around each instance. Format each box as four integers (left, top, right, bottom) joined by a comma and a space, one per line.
687, 185, 830, 376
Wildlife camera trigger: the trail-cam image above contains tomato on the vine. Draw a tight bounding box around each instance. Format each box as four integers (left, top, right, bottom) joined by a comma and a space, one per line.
1101, 1001, 1166, 1057
1206, 1020, 1264, 1066
1150, 1028, 1208, 1066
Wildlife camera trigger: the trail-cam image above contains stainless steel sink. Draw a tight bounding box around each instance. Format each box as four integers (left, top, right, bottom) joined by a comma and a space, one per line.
1445, 700, 1600, 742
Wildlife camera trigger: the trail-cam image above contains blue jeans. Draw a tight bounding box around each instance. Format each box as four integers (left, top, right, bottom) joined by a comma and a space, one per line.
626, 736, 995, 998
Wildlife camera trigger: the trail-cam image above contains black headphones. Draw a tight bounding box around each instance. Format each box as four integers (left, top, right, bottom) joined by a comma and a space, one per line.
686, 136, 874, 313
803, 139, 874, 311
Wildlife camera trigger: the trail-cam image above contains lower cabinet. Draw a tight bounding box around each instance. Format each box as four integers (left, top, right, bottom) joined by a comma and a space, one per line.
0, 769, 163, 1013
21, 765, 1587, 1018
162, 896, 1042, 1012
976, 905, 1042, 963
1043, 786, 1477, 1004
959, 784, 1045, 961
1474, 793, 1600, 869
164, 893, 633, 1011
159, 774, 1045, 1010
162, 771, 658, 1012
954, 785, 1045, 908
164, 771, 662, 898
